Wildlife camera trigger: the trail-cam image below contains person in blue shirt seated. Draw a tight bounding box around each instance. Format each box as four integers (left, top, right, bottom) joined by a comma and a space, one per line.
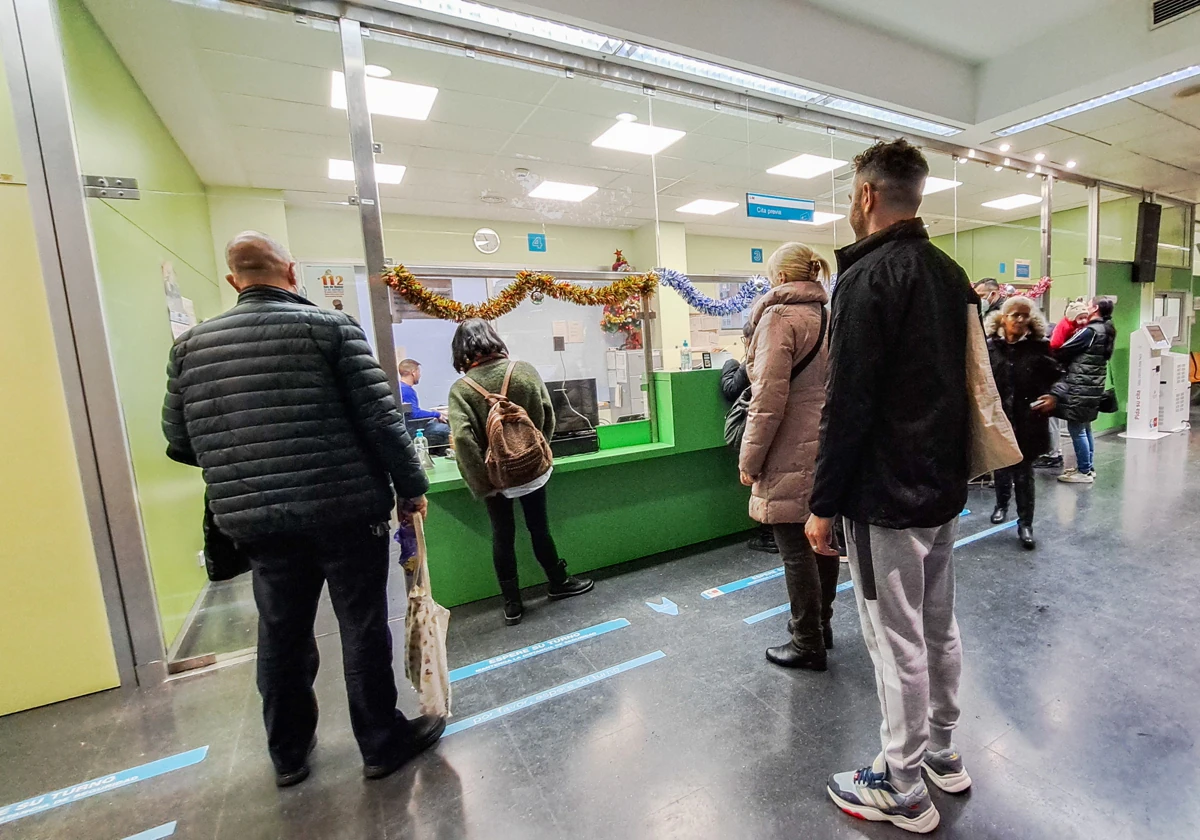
398, 359, 450, 447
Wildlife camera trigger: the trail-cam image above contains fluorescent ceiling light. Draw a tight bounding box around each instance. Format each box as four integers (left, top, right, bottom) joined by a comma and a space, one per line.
996, 64, 1200, 136
383, 0, 621, 52
817, 97, 961, 137
330, 71, 438, 120
592, 120, 685, 155
789, 211, 846, 226
328, 158, 407, 184
768, 153, 847, 179
923, 177, 961, 195
998, 143, 1011, 152
364, 65, 392, 78
613, 43, 825, 105
383, 0, 962, 136
981, 194, 1042, 210
676, 199, 738, 215
528, 180, 598, 202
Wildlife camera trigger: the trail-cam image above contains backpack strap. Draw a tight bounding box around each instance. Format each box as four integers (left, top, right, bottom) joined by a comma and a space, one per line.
461, 374, 493, 400
500, 361, 517, 398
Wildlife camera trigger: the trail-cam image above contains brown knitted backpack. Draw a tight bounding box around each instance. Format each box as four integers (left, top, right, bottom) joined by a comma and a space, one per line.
461, 361, 554, 491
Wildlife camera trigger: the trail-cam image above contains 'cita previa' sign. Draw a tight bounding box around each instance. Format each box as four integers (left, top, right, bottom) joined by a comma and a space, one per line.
746, 192, 815, 222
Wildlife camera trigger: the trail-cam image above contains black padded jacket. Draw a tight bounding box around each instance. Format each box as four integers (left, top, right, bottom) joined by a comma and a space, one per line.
720, 358, 750, 403
810, 219, 976, 530
1053, 316, 1116, 424
162, 285, 428, 541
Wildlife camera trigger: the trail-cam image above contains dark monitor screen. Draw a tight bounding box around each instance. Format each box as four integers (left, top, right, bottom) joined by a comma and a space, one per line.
545, 378, 599, 436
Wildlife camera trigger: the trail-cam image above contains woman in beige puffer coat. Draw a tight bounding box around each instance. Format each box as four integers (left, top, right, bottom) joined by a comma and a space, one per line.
739, 242, 839, 671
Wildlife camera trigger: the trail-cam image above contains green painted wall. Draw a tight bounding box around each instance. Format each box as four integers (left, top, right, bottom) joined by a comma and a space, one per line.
1, 53, 120, 715
60, 0, 221, 647
1093, 262, 1143, 434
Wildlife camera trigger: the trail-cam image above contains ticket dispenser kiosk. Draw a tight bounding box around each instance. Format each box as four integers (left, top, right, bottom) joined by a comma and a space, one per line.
1159, 351, 1190, 433
1123, 324, 1173, 440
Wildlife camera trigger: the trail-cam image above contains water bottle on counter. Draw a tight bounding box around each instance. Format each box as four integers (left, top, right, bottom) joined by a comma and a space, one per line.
680, 340, 692, 371
413, 428, 434, 470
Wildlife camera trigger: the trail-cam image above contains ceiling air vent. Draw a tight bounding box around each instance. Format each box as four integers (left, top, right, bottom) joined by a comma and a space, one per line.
1151, 0, 1200, 28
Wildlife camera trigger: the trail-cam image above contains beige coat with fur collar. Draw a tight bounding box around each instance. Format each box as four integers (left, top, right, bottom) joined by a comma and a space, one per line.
739, 281, 829, 524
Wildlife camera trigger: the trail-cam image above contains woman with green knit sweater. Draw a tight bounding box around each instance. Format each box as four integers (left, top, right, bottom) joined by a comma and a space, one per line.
447, 319, 594, 625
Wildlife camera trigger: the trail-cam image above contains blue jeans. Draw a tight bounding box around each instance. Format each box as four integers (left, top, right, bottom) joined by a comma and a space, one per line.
1067, 421, 1094, 474
422, 420, 450, 447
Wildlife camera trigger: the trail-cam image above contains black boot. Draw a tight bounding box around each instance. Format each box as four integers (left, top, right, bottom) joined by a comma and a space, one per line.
823, 623, 834, 651
499, 579, 524, 626
766, 643, 827, 671
1018, 523, 1036, 550
747, 527, 779, 554
991, 505, 1008, 525
545, 561, 594, 600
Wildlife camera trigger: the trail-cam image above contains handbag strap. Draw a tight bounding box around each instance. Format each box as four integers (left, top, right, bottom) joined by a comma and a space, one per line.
789, 305, 828, 382
411, 513, 431, 592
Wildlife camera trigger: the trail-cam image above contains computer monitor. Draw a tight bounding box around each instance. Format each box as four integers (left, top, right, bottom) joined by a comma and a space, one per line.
545, 378, 599, 436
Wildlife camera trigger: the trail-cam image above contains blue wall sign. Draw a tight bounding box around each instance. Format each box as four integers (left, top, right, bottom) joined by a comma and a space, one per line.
751, 248, 764, 264
746, 193, 815, 222
527, 233, 547, 252
1015, 259, 1032, 279
999, 262, 1007, 274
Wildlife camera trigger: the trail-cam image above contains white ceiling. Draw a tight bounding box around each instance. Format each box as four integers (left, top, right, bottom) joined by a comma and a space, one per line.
82, 0, 1107, 250
799, 0, 1117, 63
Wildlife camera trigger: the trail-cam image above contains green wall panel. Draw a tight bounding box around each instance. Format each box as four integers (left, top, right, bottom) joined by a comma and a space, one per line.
1093, 262, 1141, 434
61, 0, 220, 647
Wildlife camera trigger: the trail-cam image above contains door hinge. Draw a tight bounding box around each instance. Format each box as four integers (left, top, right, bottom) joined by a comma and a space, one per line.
83, 175, 140, 200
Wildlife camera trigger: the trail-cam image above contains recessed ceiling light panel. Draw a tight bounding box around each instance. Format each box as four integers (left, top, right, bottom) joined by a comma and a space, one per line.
923, 177, 961, 196
592, 120, 685, 155
331, 71, 438, 120
676, 199, 739, 215
328, 158, 407, 184
528, 180, 598, 202
364, 65, 392, 78
767, 153, 847, 179
981, 194, 1042, 210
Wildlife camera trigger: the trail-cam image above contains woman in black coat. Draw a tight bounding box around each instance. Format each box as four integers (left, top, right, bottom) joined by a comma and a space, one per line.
985, 296, 1063, 550
1053, 297, 1116, 484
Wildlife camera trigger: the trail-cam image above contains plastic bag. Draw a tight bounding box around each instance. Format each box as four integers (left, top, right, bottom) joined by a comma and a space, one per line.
404, 514, 452, 717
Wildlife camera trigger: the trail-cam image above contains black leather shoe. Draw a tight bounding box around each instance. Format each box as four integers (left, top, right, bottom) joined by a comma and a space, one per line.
747, 533, 780, 554
363, 715, 446, 780
1032, 454, 1063, 470
765, 643, 827, 671
503, 600, 524, 626
990, 506, 1008, 525
823, 624, 834, 651
275, 736, 317, 788
548, 575, 594, 600
1018, 524, 1036, 550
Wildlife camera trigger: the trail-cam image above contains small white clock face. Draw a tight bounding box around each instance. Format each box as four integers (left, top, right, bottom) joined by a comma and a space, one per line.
473, 228, 501, 255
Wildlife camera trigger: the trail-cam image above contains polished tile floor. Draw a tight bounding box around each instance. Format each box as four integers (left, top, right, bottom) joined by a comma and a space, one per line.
2, 419, 1198, 839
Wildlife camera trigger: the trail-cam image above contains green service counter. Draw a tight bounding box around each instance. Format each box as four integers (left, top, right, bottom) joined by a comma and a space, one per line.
423, 369, 753, 606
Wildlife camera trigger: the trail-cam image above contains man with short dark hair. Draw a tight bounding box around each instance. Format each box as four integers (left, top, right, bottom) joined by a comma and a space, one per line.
398, 358, 450, 447
807, 140, 976, 833
973, 278, 1005, 317
163, 231, 444, 788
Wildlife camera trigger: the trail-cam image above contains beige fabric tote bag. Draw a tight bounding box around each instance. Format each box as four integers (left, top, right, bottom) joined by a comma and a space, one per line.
404, 514, 452, 717
966, 304, 1023, 479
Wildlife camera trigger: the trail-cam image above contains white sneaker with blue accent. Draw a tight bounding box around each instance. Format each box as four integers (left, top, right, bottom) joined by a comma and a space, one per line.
922, 745, 972, 793
827, 757, 940, 834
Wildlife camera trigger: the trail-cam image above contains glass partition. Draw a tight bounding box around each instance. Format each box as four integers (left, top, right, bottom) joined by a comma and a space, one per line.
59, 0, 362, 667
1050, 179, 1091, 307
1158, 201, 1192, 270
1099, 186, 1139, 262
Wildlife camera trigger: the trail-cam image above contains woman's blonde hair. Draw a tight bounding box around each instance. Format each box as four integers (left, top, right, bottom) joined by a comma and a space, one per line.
766, 242, 830, 287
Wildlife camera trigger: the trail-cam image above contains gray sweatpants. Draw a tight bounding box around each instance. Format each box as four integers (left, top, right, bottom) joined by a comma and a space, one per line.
844, 517, 963, 788
1047, 416, 1063, 457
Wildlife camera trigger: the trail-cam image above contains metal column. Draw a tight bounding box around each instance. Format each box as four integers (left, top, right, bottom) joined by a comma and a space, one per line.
1086, 185, 1100, 300
1040, 174, 1054, 313
339, 17, 400, 396
0, 0, 164, 686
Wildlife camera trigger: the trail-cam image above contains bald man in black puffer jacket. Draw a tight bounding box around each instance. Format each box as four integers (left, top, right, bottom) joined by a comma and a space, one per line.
163, 232, 443, 787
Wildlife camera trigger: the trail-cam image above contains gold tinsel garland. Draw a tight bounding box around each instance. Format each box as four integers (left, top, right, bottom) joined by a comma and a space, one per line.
383, 265, 657, 322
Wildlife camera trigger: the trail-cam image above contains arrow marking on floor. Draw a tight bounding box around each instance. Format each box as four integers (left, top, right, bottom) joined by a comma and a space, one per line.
646, 597, 679, 616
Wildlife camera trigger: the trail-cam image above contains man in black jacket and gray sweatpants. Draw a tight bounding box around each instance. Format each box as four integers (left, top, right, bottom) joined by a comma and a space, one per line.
806, 141, 976, 833
163, 232, 442, 787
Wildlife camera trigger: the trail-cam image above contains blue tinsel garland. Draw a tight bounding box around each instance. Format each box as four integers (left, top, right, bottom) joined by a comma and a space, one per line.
656, 268, 770, 317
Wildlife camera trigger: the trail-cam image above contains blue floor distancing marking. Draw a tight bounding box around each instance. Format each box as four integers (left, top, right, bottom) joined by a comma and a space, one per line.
742, 520, 1018, 625
444, 651, 666, 737
449, 619, 630, 683
702, 566, 783, 599
122, 822, 177, 840
0, 748, 207, 826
